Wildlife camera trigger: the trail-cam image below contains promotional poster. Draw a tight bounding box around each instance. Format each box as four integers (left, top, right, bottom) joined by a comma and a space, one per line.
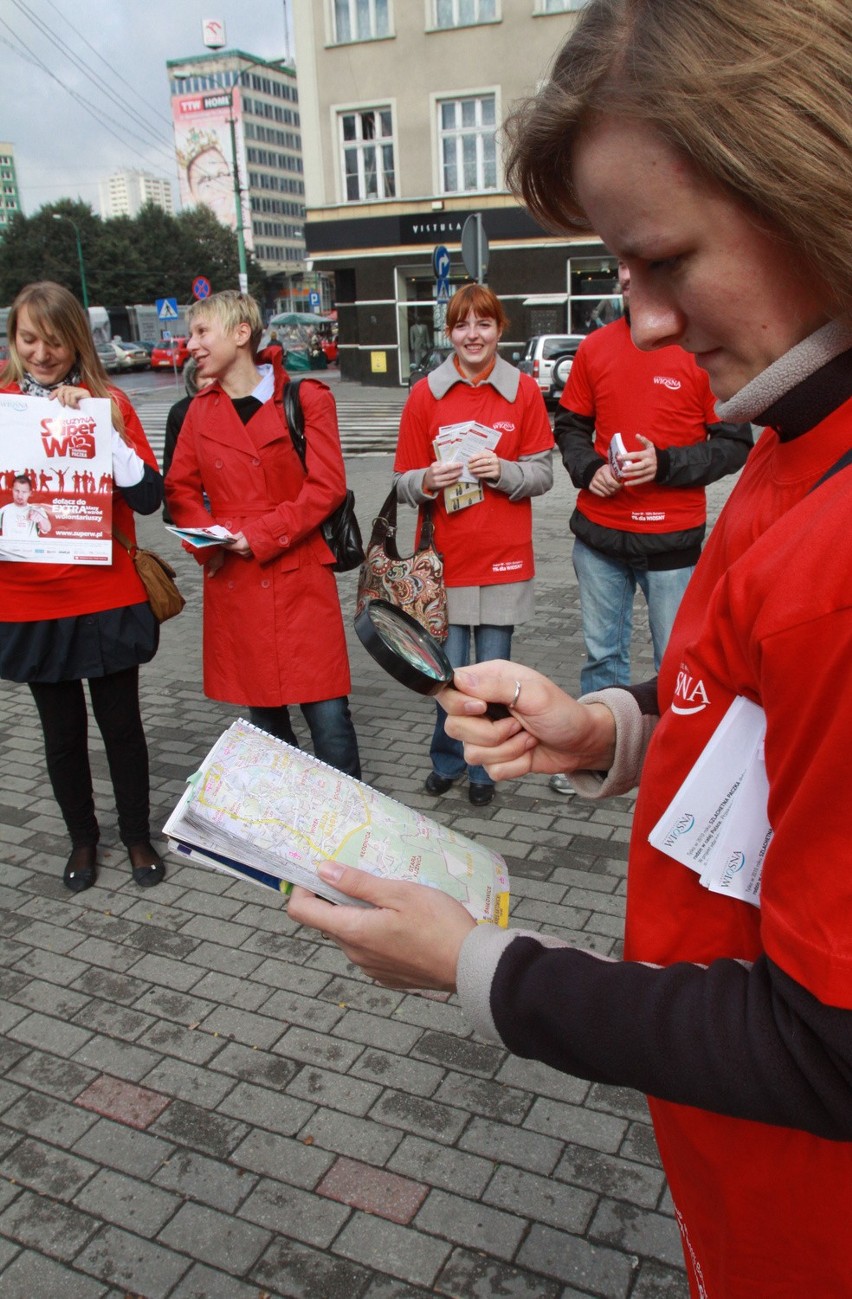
0, 394, 113, 564
172, 87, 254, 247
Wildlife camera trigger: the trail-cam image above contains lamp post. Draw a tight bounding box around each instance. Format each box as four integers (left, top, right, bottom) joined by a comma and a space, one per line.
51, 213, 89, 310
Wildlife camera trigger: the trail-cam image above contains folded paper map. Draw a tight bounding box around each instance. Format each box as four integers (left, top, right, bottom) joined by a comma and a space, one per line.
164, 719, 510, 925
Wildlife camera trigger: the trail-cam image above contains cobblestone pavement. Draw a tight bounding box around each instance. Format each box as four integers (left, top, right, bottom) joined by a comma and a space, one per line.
0, 395, 738, 1298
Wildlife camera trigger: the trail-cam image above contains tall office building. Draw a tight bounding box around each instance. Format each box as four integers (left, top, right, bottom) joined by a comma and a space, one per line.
99, 169, 174, 219
166, 49, 306, 284
0, 143, 22, 237
292, 1, 619, 384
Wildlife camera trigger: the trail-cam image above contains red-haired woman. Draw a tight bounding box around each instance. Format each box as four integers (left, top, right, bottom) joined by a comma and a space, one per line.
393, 284, 553, 805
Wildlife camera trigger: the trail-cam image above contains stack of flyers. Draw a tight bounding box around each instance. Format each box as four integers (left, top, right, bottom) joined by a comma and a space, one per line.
433, 421, 502, 512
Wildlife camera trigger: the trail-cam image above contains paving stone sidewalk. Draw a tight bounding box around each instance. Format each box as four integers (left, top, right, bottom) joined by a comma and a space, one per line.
0, 428, 737, 1297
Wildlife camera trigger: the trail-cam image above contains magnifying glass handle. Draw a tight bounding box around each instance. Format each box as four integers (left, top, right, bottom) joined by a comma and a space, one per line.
484, 702, 511, 721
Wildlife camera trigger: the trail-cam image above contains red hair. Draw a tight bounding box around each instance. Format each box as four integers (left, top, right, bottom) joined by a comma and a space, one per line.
445, 284, 509, 333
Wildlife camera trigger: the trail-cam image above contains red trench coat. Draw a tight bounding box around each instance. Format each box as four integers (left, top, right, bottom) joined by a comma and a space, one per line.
165, 353, 352, 707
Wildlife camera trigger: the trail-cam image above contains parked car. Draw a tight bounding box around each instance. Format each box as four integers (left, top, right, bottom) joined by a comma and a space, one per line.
107, 340, 150, 371
96, 342, 120, 373
547, 342, 586, 407
408, 347, 452, 389
151, 336, 191, 369
515, 333, 586, 406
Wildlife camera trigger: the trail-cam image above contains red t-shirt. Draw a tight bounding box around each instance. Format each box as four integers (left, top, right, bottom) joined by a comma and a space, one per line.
562, 317, 719, 534
394, 370, 552, 587
626, 402, 852, 1296
0, 386, 157, 621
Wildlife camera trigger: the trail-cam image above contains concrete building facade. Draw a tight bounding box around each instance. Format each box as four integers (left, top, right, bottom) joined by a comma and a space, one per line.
292, 0, 619, 385
98, 169, 174, 220
0, 143, 22, 237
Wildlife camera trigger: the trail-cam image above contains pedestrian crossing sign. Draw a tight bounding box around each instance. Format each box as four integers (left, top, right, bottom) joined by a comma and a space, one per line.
156, 297, 179, 321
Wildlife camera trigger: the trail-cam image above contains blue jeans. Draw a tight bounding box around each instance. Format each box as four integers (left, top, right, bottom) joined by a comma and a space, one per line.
248, 697, 361, 779
572, 538, 693, 694
430, 623, 514, 787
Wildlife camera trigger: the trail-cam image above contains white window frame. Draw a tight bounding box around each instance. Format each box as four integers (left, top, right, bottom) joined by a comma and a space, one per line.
433, 89, 500, 196
430, 0, 500, 29
329, 0, 393, 44
335, 102, 398, 203
534, 0, 588, 13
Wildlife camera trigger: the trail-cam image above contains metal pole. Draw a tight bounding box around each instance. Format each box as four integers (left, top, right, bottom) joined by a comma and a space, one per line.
52, 214, 89, 309
229, 85, 248, 295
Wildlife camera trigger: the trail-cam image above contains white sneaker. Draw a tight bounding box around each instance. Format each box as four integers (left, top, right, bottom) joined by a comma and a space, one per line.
549, 773, 574, 795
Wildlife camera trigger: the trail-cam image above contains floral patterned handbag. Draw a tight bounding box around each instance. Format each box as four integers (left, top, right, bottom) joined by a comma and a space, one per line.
355, 487, 448, 642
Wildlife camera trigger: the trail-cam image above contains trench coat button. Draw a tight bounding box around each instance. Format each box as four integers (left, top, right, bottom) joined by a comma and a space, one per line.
252, 457, 261, 466
278, 534, 289, 545
261, 578, 271, 589
227, 580, 235, 589
215, 458, 223, 469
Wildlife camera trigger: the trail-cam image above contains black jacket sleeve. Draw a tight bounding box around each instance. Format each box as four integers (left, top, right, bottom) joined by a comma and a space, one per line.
491, 940, 852, 1140
120, 462, 163, 516
654, 420, 753, 486
554, 407, 603, 490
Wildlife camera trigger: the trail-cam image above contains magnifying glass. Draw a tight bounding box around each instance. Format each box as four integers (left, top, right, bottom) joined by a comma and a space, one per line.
354, 599, 510, 719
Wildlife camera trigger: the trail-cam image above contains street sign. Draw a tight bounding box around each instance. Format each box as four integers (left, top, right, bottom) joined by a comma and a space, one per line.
461, 215, 489, 283
156, 297, 179, 321
436, 279, 451, 305
308, 290, 321, 311
432, 244, 451, 281
192, 276, 211, 301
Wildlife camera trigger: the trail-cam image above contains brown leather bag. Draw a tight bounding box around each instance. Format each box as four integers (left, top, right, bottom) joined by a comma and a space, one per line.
113, 526, 185, 623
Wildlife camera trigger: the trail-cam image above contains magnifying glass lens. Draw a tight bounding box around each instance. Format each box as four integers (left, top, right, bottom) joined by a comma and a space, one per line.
367, 603, 448, 679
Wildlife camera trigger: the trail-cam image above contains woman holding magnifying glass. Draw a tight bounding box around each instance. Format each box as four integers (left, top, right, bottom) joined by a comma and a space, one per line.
393, 284, 553, 806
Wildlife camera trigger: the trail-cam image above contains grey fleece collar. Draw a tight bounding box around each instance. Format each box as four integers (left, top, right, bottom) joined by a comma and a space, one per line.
717, 320, 852, 424
428, 353, 521, 402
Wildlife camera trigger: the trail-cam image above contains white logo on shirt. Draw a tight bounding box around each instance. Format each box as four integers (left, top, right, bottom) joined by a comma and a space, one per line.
493, 421, 515, 431
672, 664, 711, 714
654, 376, 682, 391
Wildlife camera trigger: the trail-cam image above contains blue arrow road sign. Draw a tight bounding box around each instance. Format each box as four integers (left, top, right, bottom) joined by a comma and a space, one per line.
156, 297, 179, 321
432, 245, 451, 280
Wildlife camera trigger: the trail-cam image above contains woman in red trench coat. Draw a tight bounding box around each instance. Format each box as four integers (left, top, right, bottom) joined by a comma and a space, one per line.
165, 290, 361, 777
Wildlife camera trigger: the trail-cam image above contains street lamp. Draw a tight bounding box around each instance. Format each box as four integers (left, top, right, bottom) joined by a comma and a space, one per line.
52, 213, 89, 310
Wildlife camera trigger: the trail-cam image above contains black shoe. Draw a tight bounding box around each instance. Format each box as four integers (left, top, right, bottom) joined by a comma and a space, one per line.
64, 844, 97, 893
424, 772, 459, 796
469, 784, 494, 807
128, 842, 165, 888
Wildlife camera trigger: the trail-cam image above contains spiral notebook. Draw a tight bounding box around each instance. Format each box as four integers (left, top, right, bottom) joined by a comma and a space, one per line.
164, 718, 510, 925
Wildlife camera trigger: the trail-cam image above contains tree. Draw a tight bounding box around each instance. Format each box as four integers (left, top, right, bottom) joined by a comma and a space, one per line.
0, 200, 266, 309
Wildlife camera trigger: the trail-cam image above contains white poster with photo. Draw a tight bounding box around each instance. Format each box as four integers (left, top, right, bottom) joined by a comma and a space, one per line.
0, 394, 113, 564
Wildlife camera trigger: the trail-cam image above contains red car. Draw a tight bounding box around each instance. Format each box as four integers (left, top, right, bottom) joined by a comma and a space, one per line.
151, 336, 190, 369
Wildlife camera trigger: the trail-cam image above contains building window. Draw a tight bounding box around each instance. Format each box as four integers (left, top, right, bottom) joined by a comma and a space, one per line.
434, 0, 496, 25
438, 95, 497, 193
333, 0, 390, 43
339, 108, 396, 201
536, 0, 588, 11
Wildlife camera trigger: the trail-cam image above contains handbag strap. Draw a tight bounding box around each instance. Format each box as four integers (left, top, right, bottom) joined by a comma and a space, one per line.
283, 377, 308, 469
369, 485, 437, 556
111, 524, 135, 556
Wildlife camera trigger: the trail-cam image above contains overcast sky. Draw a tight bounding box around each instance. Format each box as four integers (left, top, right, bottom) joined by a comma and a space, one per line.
1, 0, 293, 216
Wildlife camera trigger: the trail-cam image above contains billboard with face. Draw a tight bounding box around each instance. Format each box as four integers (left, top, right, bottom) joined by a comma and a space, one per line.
172, 87, 254, 249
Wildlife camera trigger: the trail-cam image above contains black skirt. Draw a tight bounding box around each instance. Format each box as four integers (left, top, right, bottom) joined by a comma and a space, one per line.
0, 602, 159, 684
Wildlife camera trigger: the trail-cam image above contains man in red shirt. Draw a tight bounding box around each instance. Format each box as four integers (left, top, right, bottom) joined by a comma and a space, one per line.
551, 265, 751, 792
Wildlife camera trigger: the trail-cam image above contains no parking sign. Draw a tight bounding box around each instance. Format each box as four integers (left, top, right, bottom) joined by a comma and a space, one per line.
192, 276, 211, 301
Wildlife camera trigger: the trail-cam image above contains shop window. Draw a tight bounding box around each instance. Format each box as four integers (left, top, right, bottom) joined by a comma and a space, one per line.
339, 107, 396, 201
333, 0, 391, 43
434, 0, 497, 26
569, 255, 622, 333
438, 94, 497, 193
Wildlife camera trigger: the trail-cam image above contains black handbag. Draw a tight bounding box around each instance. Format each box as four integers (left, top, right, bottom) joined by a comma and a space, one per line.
283, 378, 365, 573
